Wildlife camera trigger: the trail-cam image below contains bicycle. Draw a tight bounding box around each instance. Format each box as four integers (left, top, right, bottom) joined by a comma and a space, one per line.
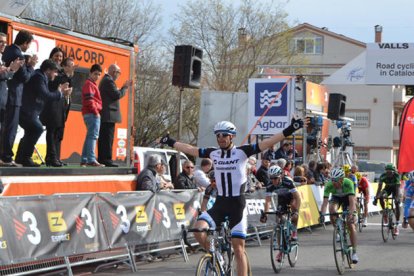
322, 211, 354, 275
182, 218, 252, 276
356, 192, 366, 232
380, 196, 397, 242
263, 206, 299, 274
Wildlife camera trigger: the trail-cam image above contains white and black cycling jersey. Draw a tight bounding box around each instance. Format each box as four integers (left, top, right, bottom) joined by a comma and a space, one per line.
199, 144, 261, 197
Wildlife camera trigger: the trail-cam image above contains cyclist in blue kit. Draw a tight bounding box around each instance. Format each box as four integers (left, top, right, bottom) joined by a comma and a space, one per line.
158, 117, 306, 276
403, 172, 414, 228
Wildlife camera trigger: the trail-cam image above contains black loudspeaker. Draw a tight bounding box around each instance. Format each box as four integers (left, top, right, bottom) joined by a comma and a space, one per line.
172, 45, 203, 89
327, 93, 346, 120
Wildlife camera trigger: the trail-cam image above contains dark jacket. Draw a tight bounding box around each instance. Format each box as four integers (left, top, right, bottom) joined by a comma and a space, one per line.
136, 167, 161, 193
274, 147, 289, 160
0, 62, 14, 109
98, 74, 127, 123
256, 166, 270, 187
20, 69, 62, 117
175, 172, 197, 189
40, 70, 72, 127
2, 44, 33, 107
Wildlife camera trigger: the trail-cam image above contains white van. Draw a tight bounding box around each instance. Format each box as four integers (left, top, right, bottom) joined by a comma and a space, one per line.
133, 146, 190, 183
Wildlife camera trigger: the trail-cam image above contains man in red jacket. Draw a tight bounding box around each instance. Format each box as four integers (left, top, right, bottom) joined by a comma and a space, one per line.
80, 64, 104, 167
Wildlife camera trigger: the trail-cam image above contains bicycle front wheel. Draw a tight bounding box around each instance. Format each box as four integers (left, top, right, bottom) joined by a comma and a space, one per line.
288, 241, 299, 267
333, 223, 345, 275
381, 211, 390, 242
287, 226, 299, 267
270, 227, 284, 273
196, 254, 220, 276
230, 251, 252, 276
390, 212, 397, 240
343, 228, 354, 269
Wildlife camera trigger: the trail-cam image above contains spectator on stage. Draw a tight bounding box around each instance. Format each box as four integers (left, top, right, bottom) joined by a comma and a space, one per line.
41, 51, 74, 167
0, 32, 23, 160
80, 64, 104, 167
98, 64, 132, 167
0, 30, 36, 167
15, 59, 71, 167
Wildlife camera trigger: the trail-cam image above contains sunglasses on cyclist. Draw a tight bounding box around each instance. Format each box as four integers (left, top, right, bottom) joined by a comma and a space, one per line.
216, 133, 231, 138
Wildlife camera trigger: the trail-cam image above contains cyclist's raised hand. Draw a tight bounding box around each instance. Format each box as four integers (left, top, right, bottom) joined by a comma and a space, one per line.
158, 133, 176, 147
282, 115, 309, 137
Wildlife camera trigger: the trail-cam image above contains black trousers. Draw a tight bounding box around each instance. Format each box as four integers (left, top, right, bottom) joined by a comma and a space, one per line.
15, 112, 44, 162
1, 105, 20, 162
98, 122, 115, 163
45, 126, 64, 162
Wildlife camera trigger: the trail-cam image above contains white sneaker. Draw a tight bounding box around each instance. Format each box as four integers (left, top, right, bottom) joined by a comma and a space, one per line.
363, 218, 367, 227
351, 253, 359, 264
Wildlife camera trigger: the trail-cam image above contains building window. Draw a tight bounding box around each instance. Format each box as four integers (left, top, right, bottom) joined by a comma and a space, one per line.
354, 149, 369, 160
345, 110, 370, 128
293, 36, 322, 54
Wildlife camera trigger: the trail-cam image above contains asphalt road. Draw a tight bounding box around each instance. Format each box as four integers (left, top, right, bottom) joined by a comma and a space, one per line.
83, 213, 413, 276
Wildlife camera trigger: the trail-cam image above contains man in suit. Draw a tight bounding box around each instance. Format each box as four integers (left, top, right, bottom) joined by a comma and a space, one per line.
40, 57, 75, 167
15, 59, 71, 167
0, 30, 36, 167
97, 64, 132, 167
0, 32, 23, 161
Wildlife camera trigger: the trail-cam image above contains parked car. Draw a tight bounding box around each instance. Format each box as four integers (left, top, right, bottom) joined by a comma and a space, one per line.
133, 146, 189, 184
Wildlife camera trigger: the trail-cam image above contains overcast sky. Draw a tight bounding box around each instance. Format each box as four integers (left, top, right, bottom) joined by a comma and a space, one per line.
155, 0, 414, 43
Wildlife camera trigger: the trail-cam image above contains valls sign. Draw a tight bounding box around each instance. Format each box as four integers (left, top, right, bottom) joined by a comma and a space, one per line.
366, 43, 414, 84
248, 78, 295, 135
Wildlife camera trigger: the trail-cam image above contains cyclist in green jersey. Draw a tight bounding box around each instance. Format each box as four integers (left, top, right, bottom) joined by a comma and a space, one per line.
319, 168, 358, 264
373, 163, 401, 235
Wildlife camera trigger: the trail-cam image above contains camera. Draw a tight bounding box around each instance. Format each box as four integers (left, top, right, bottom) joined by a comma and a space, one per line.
306, 116, 323, 148
333, 120, 354, 148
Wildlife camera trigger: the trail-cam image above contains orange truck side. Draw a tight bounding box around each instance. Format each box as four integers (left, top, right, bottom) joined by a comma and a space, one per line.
0, 13, 137, 165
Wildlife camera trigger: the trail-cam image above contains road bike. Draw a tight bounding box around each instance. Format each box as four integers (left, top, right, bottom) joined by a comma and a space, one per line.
182, 218, 252, 276
264, 206, 299, 274
356, 192, 366, 232
322, 211, 354, 275
381, 196, 397, 242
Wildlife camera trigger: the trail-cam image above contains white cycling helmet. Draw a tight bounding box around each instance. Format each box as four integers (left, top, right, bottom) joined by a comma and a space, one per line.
330, 167, 345, 179
213, 121, 237, 135
269, 165, 283, 179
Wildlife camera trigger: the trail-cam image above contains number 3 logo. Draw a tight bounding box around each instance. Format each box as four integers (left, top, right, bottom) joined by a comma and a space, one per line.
81, 208, 96, 239
22, 211, 41, 245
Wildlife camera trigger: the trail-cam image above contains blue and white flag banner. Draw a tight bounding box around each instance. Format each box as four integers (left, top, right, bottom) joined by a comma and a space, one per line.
248, 78, 295, 135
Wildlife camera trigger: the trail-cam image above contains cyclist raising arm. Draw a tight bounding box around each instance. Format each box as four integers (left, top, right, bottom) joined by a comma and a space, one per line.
319, 168, 359, 264
373, 163, 401, 235
158, 117, 306, 276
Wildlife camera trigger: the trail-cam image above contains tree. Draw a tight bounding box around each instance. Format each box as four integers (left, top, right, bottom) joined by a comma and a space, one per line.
170, 0, 299, 92
23, 0, 160, 46
22, 0, 199, 146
